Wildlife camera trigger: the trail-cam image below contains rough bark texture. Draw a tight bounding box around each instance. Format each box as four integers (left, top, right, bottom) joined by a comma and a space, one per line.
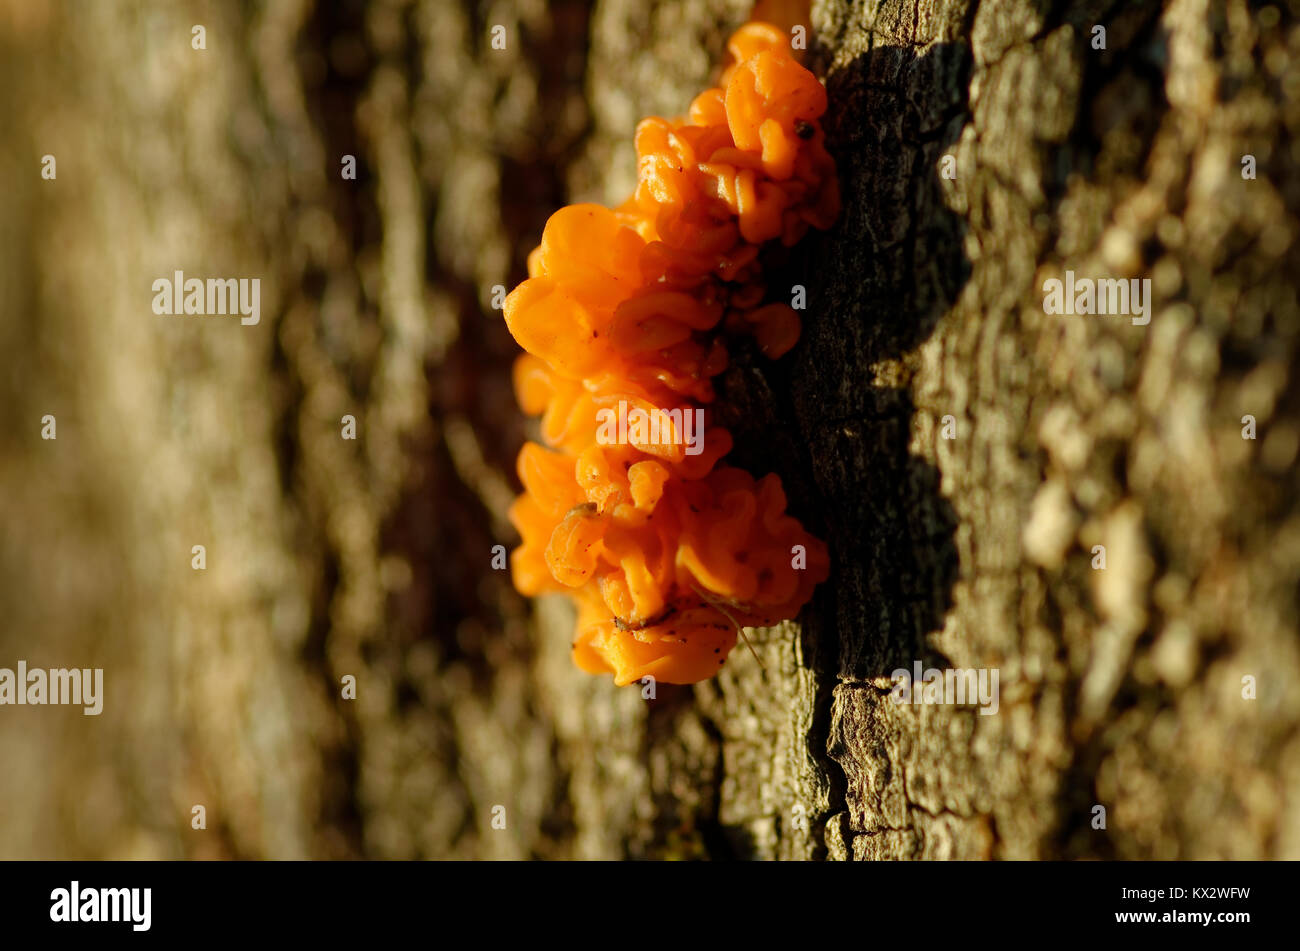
1, 0, 1297, 860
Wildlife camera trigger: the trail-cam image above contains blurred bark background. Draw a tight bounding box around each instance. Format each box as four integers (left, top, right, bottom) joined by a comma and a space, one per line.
1, 0, 1297, 859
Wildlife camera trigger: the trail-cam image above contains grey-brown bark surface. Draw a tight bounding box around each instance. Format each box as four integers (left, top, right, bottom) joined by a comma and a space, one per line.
1, 0, 1297, 859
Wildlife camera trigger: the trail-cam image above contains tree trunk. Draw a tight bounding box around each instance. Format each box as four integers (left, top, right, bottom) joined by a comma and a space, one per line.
1, 0, 1296, 860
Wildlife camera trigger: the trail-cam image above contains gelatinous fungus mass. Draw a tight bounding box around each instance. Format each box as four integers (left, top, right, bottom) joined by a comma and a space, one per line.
503, 22, 838, 686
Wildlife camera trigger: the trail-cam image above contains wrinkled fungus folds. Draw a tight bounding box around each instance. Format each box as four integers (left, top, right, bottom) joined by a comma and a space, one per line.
504, 21, 837, 685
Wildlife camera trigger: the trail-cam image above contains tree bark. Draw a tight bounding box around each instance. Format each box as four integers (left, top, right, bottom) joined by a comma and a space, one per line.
1, 0, 1296, 860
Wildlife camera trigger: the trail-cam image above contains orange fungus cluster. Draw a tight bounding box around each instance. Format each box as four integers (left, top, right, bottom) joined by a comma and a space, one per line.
503, 22, 837, 685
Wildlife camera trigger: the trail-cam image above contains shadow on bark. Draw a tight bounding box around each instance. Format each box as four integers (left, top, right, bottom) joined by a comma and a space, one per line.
692, 38, 973, 858
794, 40, 972, 682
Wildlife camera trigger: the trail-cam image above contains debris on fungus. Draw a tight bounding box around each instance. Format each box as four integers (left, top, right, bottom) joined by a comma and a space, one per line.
503, 21, 837, 686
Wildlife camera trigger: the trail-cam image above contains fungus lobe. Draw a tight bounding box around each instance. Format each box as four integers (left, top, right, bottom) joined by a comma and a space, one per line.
503, 19, 837, 686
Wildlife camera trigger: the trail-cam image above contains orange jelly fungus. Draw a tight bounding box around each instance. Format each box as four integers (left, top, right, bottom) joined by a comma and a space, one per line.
503, 21, 837, 686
